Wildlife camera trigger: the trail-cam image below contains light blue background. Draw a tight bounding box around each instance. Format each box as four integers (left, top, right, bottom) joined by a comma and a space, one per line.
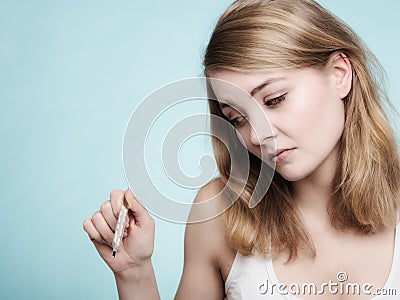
0, 1, 399, 299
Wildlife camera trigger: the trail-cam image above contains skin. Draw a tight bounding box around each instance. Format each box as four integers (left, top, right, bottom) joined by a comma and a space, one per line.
212, 62, 346, 184
83, 53, 396, 299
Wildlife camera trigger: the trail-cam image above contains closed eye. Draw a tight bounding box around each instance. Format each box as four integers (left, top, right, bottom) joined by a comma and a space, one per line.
229, 115, 246, 127
264, 93, 287, 107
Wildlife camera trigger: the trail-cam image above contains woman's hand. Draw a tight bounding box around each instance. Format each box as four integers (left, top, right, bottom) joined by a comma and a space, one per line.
83, 189, 155, 277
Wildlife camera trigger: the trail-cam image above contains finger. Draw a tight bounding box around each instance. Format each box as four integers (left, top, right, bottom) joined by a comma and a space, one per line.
124, 188, 151, 225
91, 211, 114, 245
110, 190, 125, 218
100, 200, 117, 230
83, 218, 108, 245
125, 215, 130, 228
91, 239, 112, 258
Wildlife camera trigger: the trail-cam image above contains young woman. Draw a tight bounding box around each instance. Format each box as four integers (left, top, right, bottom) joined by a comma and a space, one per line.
83, 0, 400, 299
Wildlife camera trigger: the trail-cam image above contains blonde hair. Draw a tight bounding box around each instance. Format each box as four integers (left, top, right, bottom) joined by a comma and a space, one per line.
203, 0, 400, 260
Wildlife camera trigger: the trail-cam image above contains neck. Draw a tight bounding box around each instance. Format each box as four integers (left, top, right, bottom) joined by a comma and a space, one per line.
291, 146, 339, 229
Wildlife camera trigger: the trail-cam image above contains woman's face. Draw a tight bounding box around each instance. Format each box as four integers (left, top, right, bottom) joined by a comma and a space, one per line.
210, 61, 350, 182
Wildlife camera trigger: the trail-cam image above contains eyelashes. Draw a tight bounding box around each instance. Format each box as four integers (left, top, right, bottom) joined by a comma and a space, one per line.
229, 115, 246, 127
264, 93, 287, 107
228, 93, 287, 127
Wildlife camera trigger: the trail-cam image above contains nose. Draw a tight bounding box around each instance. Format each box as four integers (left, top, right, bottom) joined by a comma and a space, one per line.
249, 120, 275, 146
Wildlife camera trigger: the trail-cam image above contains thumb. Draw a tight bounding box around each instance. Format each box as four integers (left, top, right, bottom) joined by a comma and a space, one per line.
124, 188, 151, 225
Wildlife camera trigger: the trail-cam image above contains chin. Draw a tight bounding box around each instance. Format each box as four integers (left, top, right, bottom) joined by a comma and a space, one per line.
275, 168, 311, 182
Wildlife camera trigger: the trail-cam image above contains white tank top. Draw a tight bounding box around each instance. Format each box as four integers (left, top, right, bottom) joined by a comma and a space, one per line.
224, 223, 400, 300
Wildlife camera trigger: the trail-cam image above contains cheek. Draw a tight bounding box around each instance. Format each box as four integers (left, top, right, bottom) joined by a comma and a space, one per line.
235, 129, 247, 146
310, 92, 345, 141
283, 87, 345, 143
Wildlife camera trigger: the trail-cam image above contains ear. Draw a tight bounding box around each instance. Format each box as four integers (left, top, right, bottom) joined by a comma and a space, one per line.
327, 51, 352, 99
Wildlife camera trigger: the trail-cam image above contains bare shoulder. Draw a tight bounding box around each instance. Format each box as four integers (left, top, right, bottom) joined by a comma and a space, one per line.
175, 178, 236, 300
196, 177, 225, 198
192, 178, 237, 281
187, 177, 228, 253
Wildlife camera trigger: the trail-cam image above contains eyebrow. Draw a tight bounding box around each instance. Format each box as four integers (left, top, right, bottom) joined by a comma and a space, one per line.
250, 77, 286, 97
218, 76, 286, 110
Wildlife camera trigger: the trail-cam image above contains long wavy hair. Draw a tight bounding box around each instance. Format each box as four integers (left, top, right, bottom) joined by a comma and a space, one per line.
203, 0, 400, 260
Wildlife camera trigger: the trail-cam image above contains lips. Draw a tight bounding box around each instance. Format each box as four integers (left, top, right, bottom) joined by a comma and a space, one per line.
268, 148, 295, 162
269, 148, 290, 158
